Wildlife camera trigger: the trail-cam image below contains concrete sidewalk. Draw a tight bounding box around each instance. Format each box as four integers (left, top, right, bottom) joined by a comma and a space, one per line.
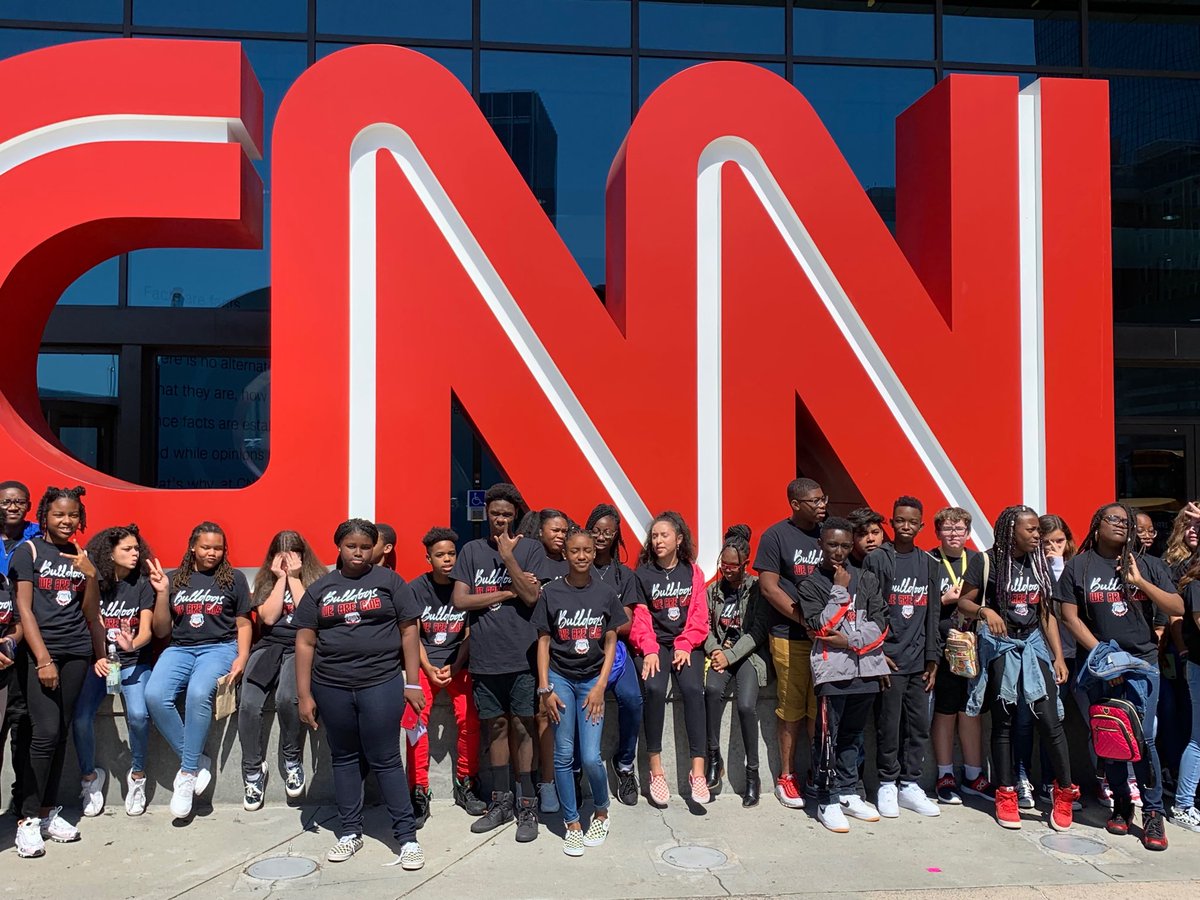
2, 788, 1199, 900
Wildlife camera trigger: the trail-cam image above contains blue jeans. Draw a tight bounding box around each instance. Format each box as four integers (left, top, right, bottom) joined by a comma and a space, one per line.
1177, 660, 1200, 810
550, 669, 609, 825
73, 664, 152, 775
1087, 665, 1164, 813
146, 642, 237, 772
608, 654, 642, 772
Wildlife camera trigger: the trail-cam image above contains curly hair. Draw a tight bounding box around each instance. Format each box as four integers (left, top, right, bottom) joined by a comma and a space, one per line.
1164, 507, 1198, 571
421, 526, 459, 551
36, 485, 86, 537
638, 511, 696, 566
172, 522, 235, 592
85, 524, 151, 594
252, 530, 326, 604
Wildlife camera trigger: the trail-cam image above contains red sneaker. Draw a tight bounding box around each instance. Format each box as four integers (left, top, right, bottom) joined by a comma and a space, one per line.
1106, 799, 1133, 836
995, 786, 1021, 829
774, 774, 805, 809
1051, 783, 1079, 832
1141, 810, 1168, 851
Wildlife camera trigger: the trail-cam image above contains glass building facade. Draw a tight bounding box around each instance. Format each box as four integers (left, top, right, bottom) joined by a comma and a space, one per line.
6, 1, 1200, 539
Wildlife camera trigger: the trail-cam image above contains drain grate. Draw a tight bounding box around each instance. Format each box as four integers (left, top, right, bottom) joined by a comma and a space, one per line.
661, 845, 728, 869
1040, 834, 1108, 856
246, 856, 319, 880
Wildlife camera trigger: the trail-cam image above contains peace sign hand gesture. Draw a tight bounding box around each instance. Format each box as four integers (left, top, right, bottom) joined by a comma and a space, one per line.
63, 546, 96, 579
146, 558, 169, 593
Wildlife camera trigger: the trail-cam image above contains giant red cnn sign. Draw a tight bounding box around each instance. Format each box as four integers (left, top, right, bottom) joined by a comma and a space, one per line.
0, 40, 1112, 574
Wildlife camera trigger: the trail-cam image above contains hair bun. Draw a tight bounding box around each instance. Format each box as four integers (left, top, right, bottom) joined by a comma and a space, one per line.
725, 523, 752, 542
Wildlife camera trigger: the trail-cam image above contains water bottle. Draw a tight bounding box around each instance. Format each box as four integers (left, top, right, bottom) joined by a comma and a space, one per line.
105, 643, 122, 695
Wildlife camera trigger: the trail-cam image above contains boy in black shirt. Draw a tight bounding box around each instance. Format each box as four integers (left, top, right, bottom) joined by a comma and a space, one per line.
450, 484, 546, 842
863, 497, 941, 819
848, 508, 888, 571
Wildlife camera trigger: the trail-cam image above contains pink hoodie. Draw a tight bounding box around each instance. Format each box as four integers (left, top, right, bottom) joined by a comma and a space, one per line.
630, 562, 710, 657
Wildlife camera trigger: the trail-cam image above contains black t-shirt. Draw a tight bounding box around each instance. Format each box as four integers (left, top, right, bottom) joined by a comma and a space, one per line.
964, 551, 1044, 633
258, 584, 301, 647
928, 547, 980, 639
169, 569, 253, 646
293, 565, 420, 689
8, 538, 92, 658
532, 576, 627, 680
1182, 581, 1200, 660
1055, 550, 1174, 660
412, 572, 468, 668
0, 573, 16, 689
540, 555, 570, 583
714, 581, 743, 641
633, 561, 695, 645
593, 559, 637, 607
878, 549, 934, 675
99, 576, 154, 668
449, 536, 548, 675
753, 518, 822, 640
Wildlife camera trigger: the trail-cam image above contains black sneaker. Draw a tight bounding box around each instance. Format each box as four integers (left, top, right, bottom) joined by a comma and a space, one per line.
1107, 799, 1134, 836
515, 795, 539, 842
411, 785, 431, 830
242, 767, 267, 812
470, 791, 515, 834
1142, 809, 1168, 851
454, 775, 488, 816
614, 757, 639, 806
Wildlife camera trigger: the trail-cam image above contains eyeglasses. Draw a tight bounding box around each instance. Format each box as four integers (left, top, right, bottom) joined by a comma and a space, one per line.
0, 499, 29, 508
938, 525, 968, 535
591, 529, 615, 539
802, 496, 830, 507
1136, 528, 1157, 537
1101, 514, 1129, 526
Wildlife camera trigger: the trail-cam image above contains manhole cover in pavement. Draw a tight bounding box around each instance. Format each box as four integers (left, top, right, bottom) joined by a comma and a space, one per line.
1040, 834, 1108, 856
246, 856, 319, 880
662, 846, 728, 869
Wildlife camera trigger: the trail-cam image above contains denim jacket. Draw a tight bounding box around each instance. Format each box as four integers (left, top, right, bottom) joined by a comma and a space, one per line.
967, 626, 1063, 719
1077, 640, 1157, 714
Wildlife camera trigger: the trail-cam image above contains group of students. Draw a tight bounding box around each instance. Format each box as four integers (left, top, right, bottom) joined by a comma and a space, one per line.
1, 477, 1199, 866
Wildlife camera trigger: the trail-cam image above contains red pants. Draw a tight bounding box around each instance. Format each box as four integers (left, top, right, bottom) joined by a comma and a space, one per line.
406, 668, 480, 788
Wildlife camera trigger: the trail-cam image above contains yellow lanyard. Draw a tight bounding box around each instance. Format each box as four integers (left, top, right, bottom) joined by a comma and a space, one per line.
938, 551, 967, 589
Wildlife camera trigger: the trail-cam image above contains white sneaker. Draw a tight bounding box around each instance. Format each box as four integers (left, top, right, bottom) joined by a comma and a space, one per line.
840, 793, 881, 822
125, 771, 147, 817
898, 782, 940, 817
562, 828, 585, 857
194, 753, 213, 796
876, 782, 899, 818
1017, 779, 1035, 809
170, 770, 197, 820
327, 834, 363, 862
40, 807, 80, 842
582, 816, 610, 847
397, 841, 424, 871
818, 802, 850, 833
1169, 805, 1200, 833
80, 768, 106, 817
15, 818, 45, 858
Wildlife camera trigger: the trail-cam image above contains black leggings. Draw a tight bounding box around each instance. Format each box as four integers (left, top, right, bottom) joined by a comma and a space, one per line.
987, 655, 1071, 789
17, 654, 89, 818
704, 658, 760, 768
642, 648, 706, 758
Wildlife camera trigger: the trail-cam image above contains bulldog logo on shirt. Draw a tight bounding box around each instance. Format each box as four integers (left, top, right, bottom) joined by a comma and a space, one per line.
901, 604, 914, 619
106, 627, 120, 643
55, 589, 72, 607
488, 601, 502, 612
1112, 600, 1128, 617
433, 631, 447, 645
189, 613, 205, 628
574, 638, 589, 655
344, 611, 361, 625
667, 606, 680, 621
1013, 601, 1029, 617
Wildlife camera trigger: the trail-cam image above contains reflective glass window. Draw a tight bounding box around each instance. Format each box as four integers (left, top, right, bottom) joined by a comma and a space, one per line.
0, 27, 95, 58
483, 0, 630, 48
156, 355, 269, 489
37, 352, 118, 399
133, 1, 306, 32
480, 51, 631, 287
59, 258, 120, 306
1109, 76, 1200, 325
791, 64, 935, 229
943, 68, 1037, 89
128, 40, 306, 308
793, 1, 933, 60
1116, 368, 1200, 417
1090, 3, 1200, 73
0, 1, 121, 23
639, 0, 785, 55
639, 56, 783, 107
943, 2, 1080, 67
317, 0, 471, 39
317, 42, 472, 92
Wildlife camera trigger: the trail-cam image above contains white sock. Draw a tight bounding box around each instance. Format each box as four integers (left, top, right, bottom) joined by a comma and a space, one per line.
937, 766, 954, 779
964, 766, 982, 781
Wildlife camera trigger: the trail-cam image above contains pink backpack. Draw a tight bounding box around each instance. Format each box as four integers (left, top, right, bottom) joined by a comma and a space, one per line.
1089, 698, 1145, 764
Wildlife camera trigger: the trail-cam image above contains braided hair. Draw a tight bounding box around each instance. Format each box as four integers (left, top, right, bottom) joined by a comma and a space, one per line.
988, 505, 1055, 629
585, 503, 627, 563
36, 485, 87, 537
1077, 502, 1142, 622
719, 524, 752, 564
172, 521, 235, 592
85, 524, 151, 593
638, 511, 696, 566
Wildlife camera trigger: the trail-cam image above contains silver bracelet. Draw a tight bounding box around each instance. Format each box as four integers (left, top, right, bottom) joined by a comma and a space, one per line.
404, 683, 421, 690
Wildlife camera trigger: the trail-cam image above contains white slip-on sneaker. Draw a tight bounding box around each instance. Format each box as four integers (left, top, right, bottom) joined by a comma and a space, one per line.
40, 807, 80, 842
876, 782, 899, 818
327, 834, 363, 862
16, 818, 45, 858
194, 754, 213, 796
125, 771, 147, 817
397, 841, 425, 870
840, 793, 881, 822
562, 828, 585, 857
898, 782, 941, 817
582, 816, 610, 847
818, 803, 850, 833
170, 770, 197, 820
80, 768, 106, 817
